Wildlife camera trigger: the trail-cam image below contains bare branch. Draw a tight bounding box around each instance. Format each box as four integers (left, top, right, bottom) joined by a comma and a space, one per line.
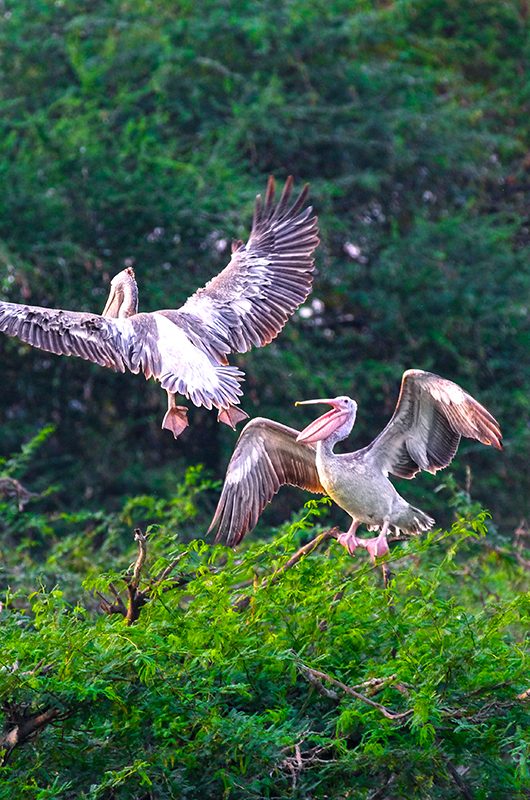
298, 663, 412, 721
98, 529, 190, 624
0, 707, 61, 765
0, 477, 37, 511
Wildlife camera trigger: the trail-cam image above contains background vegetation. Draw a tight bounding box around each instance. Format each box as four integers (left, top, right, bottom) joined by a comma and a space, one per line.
0, 1, 529, 797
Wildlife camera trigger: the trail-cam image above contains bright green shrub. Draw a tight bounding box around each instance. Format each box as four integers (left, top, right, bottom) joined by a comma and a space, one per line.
0, 485, 528, 799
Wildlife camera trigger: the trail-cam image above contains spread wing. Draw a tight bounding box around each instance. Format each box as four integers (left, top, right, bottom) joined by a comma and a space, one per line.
0, 302, 244, 409
176, 176, 319, 359
361, 370, 502, 479
209, 417, 324, 546
0, 301, 136, 372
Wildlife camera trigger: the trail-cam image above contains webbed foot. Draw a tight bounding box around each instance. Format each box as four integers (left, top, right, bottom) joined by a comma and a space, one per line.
363, 519, 391, 562
217, 405, 249, 429
162, 405, 189, 438
335, 521, 361, 556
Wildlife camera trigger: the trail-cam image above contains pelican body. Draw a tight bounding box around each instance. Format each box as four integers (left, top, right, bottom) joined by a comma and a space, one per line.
210, 370, 502, 559
0, 177, 319, 437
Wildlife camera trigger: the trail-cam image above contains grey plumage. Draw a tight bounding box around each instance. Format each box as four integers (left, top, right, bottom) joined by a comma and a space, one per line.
209, 418, 324, 546
210, 370, 502, 556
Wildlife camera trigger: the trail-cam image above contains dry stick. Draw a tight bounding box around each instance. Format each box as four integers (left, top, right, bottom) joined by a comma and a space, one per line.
298, 663, 413, 721
98, 530, 191, 624
125, 528, 148, 624
0, 477, 37, 511
233, 527, 339, 611
0, 708, 61, 765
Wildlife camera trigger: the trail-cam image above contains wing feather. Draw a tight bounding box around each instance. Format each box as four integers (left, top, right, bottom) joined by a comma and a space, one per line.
0, 301, 134, 372
176, 176, 319, 359
209, 417, 324, 546
362, 370, 502, 479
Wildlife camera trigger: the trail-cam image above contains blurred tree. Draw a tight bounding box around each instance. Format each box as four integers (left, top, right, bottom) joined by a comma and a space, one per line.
0, 0, 528, 528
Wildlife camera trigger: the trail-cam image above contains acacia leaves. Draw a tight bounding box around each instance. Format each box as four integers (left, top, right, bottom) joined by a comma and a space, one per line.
0, 486, 528, 798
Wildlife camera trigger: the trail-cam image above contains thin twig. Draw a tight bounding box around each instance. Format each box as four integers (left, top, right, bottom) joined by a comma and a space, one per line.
154, 550, 189, 583
298, 663, 412, 721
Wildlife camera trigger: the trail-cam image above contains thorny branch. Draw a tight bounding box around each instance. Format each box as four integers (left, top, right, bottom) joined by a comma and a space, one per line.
297, 663, 413, 721
298, 661, 528, 726
97, 529, 189, 625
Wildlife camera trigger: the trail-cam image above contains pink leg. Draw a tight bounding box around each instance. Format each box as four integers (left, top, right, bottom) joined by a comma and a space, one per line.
162, 393, 189, 438
364, 518, 390, 562
336, 520, 362, 556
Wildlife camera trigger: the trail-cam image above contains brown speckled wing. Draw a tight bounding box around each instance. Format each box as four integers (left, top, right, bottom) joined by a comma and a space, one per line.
0, 301, 133, 372
209, 417, 324, 547
176, 177, 319, 360
361, 369, 502, 479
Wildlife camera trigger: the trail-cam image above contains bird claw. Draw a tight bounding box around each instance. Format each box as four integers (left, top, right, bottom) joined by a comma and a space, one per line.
337, 531, 361, 556
364, 532, 390, 562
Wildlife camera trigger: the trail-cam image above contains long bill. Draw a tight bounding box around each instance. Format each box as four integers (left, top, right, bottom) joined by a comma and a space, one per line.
101, 286, 123, 318
295, 398, 351, 444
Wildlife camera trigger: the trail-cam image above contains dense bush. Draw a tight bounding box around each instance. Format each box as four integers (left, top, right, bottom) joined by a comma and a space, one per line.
0, 433, 528, 798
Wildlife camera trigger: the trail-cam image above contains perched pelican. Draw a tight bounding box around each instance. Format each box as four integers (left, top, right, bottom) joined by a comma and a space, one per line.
0, 177, 319, 437
210, 370, 502, 559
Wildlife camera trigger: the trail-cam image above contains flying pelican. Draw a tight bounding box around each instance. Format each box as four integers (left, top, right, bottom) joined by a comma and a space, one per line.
0, 177, 319, 437
210, 370, 502, 559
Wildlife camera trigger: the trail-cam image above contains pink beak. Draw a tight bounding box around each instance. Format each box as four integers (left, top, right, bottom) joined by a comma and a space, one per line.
295, 399, 351, 444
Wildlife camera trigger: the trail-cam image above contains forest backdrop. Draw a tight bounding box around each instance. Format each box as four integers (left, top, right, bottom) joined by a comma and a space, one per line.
0, 2, 529, 798
0, 0, 529, 528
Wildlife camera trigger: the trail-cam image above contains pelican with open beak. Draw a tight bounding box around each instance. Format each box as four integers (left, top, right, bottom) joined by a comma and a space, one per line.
210, 371, 502, 560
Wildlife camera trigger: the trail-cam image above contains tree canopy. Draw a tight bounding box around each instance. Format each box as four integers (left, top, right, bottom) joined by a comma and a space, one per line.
0, 0, 528, 526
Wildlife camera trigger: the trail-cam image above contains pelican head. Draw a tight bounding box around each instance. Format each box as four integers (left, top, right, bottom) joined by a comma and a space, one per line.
101, 267, 138, 319
295, 396, 357, 445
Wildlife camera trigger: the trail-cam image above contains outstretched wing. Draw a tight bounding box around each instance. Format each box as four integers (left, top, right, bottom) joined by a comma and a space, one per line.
362, 370, 502, 479
175, 176, 319, 359
209, 417, 324, 546
0, 301, 244, 410
0, 301, 135, 372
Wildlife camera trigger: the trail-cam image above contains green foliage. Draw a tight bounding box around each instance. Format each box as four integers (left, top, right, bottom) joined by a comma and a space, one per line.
0, 466, 529, 799
0, 0, 527, 528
